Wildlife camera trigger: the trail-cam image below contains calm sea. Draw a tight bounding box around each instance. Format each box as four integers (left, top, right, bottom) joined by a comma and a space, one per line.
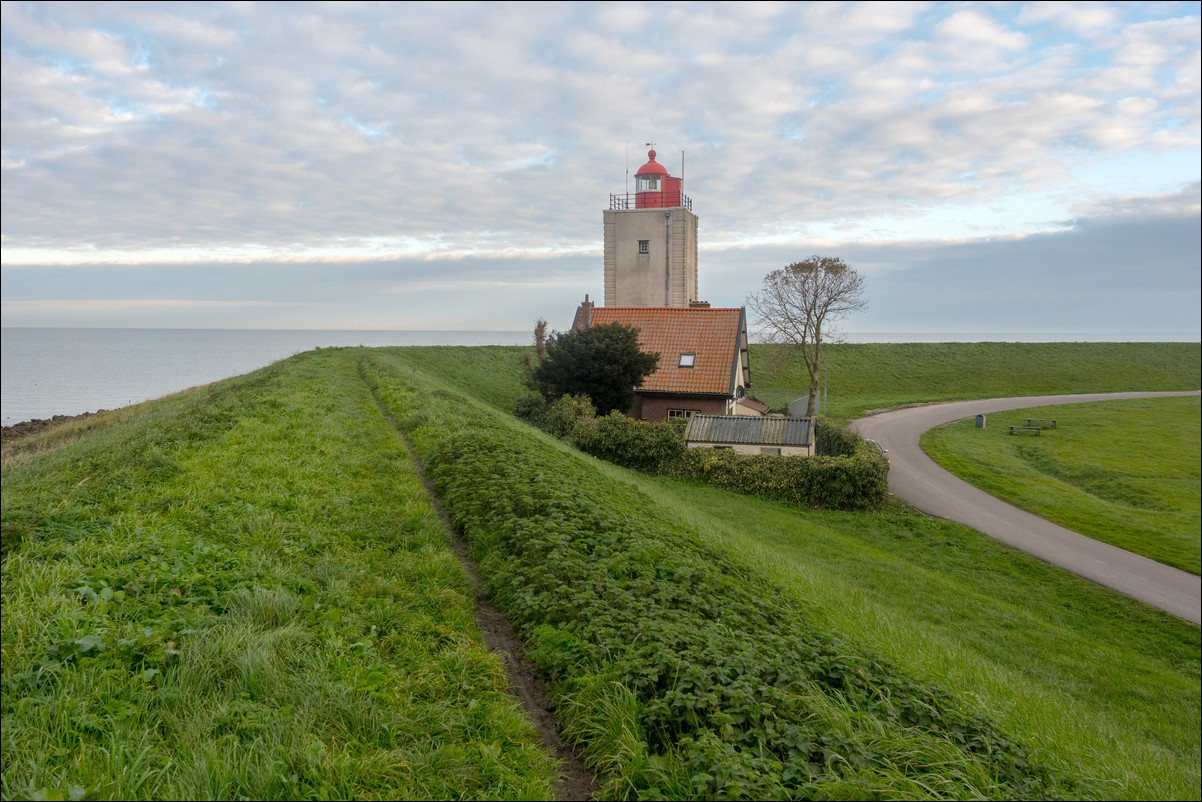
1, 328, 528, 426
2, 327, 1197, 426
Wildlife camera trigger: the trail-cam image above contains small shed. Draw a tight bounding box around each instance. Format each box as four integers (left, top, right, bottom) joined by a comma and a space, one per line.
684, 414, 816, 457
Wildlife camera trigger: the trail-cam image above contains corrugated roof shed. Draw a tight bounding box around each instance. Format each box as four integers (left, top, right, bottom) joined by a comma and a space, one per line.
685, 414, 815, 446
575, 306, 748, 396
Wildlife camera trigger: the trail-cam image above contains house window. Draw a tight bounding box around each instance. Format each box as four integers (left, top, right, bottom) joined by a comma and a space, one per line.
760, 447, 781, 456
678, 352, 696, 368
638, 240, 650, 254
667, 409, 698, 419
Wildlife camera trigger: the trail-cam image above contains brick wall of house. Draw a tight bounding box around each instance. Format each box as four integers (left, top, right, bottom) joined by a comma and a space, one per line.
635, 394, 728, 422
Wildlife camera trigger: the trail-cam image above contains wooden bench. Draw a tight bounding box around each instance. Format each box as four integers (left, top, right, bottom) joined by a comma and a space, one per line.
1009, 426, 1041, 436
1025, 418, 1057, 429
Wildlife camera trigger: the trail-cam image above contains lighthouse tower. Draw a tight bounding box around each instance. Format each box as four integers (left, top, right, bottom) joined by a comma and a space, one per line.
603, 148, 699, 307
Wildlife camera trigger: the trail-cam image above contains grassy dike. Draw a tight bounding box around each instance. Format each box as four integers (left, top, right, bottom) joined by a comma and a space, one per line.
750, 341, 1201, 419
4, 341, 1199, 800
1, 349, 556, 800
362, 353, 1071, 800
364, 341, 1199, 800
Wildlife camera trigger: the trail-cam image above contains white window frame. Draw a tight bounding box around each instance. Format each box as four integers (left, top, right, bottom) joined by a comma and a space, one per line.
637, 175, 661, 192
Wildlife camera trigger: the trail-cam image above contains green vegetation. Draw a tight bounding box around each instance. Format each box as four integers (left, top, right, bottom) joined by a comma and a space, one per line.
520, 398, 888, 511
378, 341, 1200, 800
921, 396, 1201, 574
363, 353, 1071, 800
1, 350, 555, 800
4, 341, 1198, 801
533, 323, 660, 414
751, 341, 1201, 419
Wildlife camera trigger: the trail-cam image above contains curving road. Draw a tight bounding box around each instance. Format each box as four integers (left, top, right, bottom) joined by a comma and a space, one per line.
850, 391, 1201, 625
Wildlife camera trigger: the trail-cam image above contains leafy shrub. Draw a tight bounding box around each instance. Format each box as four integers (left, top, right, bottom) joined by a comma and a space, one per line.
568, 412, 686, 473
541, 393, 596, 438
816, 420, 862, 456
672, 444, 888, 511
512, 391, 548, 423
532, 323, 659, 414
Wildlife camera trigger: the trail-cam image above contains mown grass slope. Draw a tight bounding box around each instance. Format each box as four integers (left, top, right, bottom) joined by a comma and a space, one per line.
749, 341, 1201, 418
376, 341, 1200, 800
922, 396, 1201, 573
1, 349, 555, 801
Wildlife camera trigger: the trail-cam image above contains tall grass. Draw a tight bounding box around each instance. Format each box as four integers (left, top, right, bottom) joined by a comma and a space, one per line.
1, 349, 556, 800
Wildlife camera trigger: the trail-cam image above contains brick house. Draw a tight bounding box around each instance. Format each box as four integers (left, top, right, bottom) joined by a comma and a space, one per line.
572, 298, 756, 423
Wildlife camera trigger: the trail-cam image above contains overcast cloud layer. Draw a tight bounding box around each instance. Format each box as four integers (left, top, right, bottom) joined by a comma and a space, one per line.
2, 1, 1199, 334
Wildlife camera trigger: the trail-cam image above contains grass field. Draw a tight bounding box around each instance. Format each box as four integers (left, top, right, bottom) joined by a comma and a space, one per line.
1, 350, 555, 800
750, 341, 1201, 419
921, 396, 1201, 574
3, 341, 1199, 800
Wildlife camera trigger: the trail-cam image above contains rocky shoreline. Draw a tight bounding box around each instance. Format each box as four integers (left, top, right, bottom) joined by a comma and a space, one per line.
1, 410, 108, 444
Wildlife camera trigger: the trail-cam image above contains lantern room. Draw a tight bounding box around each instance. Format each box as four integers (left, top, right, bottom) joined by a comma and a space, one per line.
633, 149, 685, 209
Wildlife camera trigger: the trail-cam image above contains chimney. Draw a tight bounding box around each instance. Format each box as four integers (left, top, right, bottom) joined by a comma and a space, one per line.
579, 294, 593, 328
689, 300, 711, 309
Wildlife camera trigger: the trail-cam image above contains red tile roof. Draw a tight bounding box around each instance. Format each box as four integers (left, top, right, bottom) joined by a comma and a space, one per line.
576, 306, 748, 396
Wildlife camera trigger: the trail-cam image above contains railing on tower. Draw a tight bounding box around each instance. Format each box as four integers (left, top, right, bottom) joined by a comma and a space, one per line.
610, 191, 692, 211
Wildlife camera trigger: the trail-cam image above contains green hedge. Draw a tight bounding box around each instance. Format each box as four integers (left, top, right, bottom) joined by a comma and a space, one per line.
568, 411, 686, 473
671, 441, 889, 511
815, 420, 861, 457
534, 405, 889, 512
362, 358, 1069, 800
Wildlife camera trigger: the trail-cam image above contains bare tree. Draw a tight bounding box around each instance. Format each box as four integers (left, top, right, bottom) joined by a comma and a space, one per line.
747, 255, 866, 416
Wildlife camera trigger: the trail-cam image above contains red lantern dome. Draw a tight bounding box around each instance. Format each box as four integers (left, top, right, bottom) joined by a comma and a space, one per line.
633, 148, 683, 208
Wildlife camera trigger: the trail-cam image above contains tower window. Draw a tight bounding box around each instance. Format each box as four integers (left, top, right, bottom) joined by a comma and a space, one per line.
638, 240, 650, 254
636, 175, 661, 192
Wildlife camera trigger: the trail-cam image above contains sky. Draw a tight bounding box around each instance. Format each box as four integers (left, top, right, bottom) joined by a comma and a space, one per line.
2, 0, 1199, 336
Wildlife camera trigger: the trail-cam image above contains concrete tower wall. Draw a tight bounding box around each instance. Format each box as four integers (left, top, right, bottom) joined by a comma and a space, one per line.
603, 207, 698, 307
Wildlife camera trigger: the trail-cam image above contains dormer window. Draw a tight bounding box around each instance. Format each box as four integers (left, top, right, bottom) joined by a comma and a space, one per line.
679, 352, 696, 368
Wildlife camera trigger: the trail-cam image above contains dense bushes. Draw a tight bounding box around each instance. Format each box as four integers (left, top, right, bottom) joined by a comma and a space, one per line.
364, 359, 1067, 800
673, 440, 888, 511
815, 420, 861, 456
569, 411, 687, 473
516, 393, 888, 511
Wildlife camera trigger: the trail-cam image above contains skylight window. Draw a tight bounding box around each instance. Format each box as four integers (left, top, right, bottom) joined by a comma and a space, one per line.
679, 352, 696, 368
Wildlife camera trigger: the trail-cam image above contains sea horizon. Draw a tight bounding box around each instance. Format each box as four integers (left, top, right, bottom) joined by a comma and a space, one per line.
3, 326, 1199, 426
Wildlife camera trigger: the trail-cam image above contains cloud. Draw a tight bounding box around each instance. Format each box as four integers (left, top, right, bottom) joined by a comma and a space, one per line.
0, 2, 1197, 335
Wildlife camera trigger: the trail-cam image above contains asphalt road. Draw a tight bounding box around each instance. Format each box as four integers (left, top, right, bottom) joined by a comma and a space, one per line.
850, 391, 1202, 625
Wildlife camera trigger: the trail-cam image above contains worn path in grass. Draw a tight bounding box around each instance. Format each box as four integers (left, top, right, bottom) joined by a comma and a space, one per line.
851, 391, 1202, 624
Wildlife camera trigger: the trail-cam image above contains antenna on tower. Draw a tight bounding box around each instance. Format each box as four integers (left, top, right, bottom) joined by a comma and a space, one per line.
625, 140, 629, 195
